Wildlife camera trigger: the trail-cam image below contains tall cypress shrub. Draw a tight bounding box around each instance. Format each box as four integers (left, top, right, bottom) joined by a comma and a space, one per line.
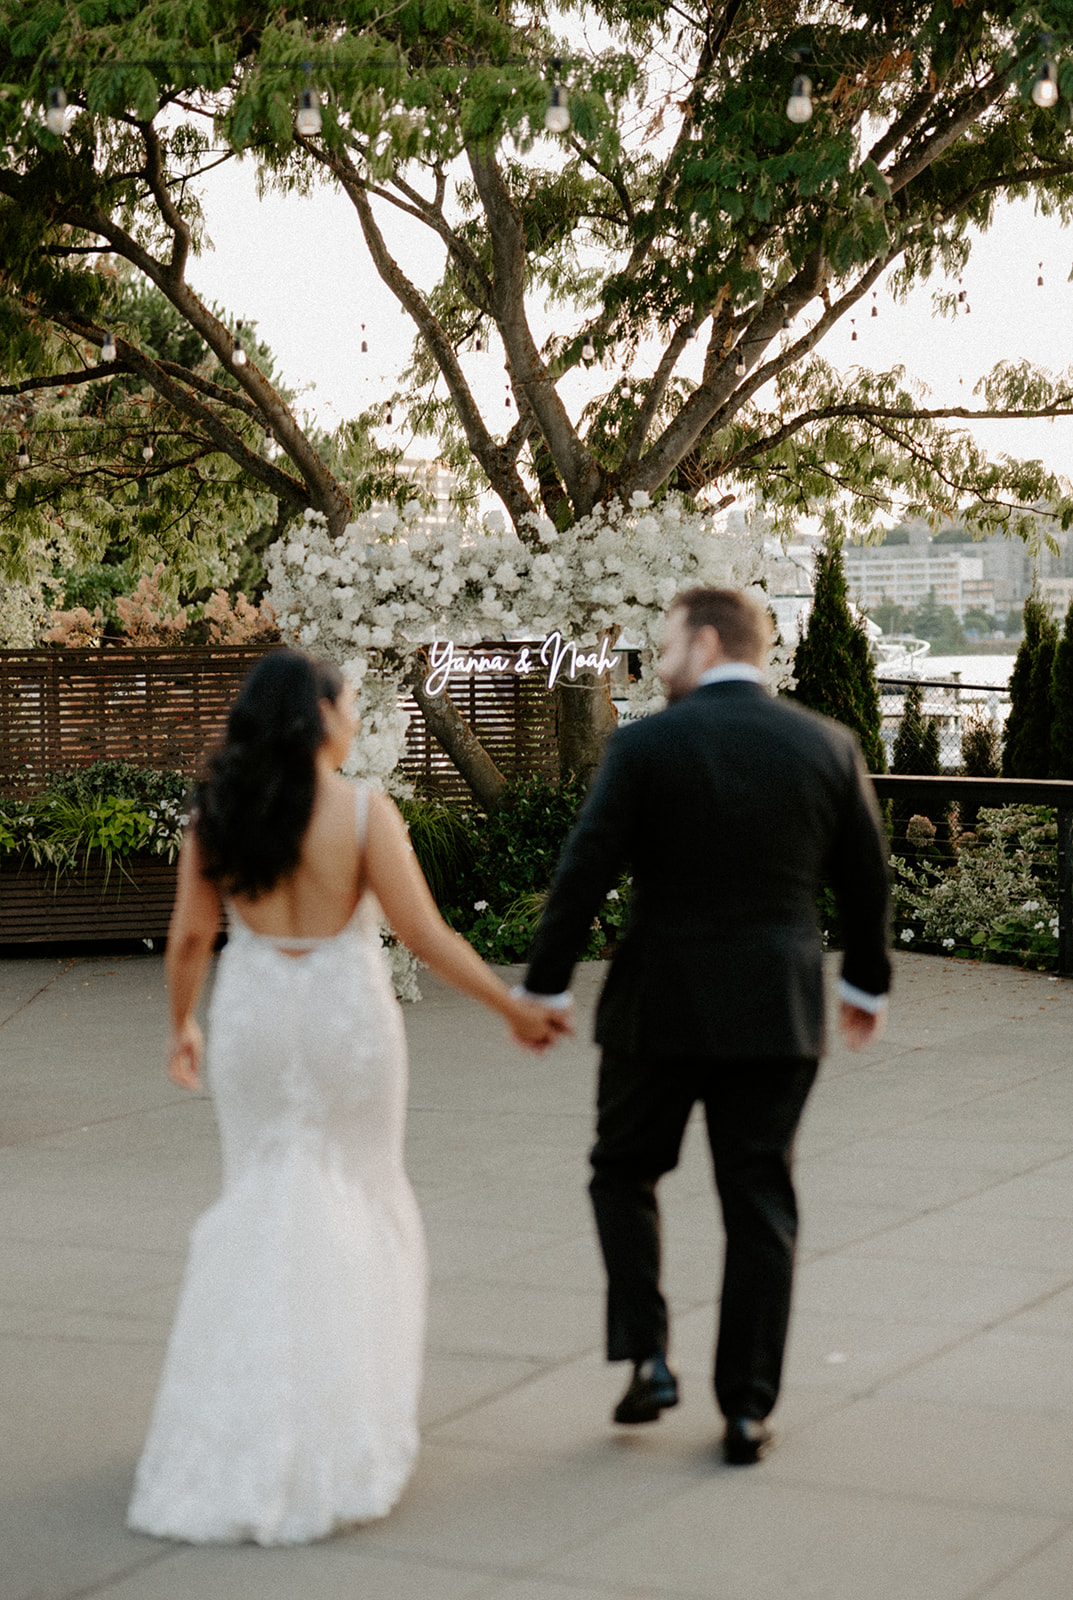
893, 681, 941, 775
793, 532, 887, 772
1051, 600, 1073, 778
1003, 594, 1058, 777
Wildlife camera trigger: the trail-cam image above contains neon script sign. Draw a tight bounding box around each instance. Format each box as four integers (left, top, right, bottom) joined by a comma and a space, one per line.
423, 632, 616, 697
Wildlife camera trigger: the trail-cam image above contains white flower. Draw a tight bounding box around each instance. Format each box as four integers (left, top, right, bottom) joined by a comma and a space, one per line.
375, 510, 399, 534
942, 937, 955, 949
606, 889, 620, 901
630, 490, 651, 508
900, 928, 915, 942
483, 509, 505, 533
474, 899, 488, 911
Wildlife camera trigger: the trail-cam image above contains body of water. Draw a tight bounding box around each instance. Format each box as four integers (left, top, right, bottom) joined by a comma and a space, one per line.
888, 653, 1017, 688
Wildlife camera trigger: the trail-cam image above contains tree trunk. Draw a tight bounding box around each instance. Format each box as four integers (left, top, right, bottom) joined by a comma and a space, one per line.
407, 664, 508, 812
554, 671, 619, 786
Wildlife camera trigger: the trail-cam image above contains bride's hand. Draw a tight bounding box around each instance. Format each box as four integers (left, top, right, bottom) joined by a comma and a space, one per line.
508, 996, 573, 1052
168, 1018, 205, 1090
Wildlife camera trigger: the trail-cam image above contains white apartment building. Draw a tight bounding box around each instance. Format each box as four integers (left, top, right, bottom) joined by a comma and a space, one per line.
844, 547, 991, 619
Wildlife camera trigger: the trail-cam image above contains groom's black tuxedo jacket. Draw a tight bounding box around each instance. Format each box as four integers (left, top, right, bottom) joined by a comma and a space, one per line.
525, 679, 891, 1059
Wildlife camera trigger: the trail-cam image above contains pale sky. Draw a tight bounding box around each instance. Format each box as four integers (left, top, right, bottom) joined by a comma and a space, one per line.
188, 155, 1073, 491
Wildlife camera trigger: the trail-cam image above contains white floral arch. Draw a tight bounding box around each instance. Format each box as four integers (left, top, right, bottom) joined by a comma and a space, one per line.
266, 492, 786, 789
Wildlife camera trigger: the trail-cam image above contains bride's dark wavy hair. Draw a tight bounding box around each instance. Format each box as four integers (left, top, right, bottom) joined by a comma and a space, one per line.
194, 649, 345, 899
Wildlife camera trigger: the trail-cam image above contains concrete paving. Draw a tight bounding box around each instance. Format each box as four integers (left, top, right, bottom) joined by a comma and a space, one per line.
4, 947, 1073, 1599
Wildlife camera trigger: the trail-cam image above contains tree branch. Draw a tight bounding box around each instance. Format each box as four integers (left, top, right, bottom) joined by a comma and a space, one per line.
467, 142, 600, 517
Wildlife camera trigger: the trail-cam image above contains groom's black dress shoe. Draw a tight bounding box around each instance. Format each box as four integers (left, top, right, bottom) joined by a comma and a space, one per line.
722, 1416, 772, 1465
613, 1355, 679, 1424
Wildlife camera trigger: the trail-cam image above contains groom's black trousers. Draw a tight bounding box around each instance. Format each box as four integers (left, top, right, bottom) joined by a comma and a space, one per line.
589, 1051, 818, 1421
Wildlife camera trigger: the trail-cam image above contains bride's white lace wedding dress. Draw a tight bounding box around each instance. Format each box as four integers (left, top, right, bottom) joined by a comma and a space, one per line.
128, 789, 427, 1545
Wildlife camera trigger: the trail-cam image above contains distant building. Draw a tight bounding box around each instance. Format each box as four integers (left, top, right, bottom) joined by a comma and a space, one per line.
844, 546, 987, 619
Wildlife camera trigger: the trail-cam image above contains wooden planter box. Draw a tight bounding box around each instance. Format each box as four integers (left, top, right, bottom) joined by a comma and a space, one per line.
0, 853, 178, 943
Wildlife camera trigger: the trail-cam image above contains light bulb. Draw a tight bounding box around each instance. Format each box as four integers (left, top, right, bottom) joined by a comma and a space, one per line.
100, 327, 117, 363
1032, 61, 1059, 109
296, 86, 322, 136
786, 73, 813, 124
141, 438, 154, 461
734, 350, 745, 375
781, 304, 790, 330
45, 85, 67, 136
545, 84, 570, 134
16, 444, 30, 468
232, 321, 247, 366
582, 338, 595, 361
385, 408, 393, 425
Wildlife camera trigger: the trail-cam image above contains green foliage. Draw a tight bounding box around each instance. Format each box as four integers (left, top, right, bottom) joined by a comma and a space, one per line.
1003, 592, 1058, 777
396, 794, 476, 906
893, 806, 1059, 971
893, 681, 941, 776
960, 710, 1001, 777
792, 531, 886, 772
908, 589, 967, 653
420, 773, 630, 964
1051, 600, 1073, 779
0, 762, 187, 877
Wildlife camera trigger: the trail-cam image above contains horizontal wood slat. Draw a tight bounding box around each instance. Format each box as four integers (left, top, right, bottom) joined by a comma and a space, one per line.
0, 646, 273, 794
1, 646, 560, 803
399, 668, 558, 801
0, 856, 179, 942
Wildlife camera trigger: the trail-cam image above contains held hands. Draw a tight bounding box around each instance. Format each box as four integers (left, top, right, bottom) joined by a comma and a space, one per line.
507, 995, 574, 1053
839, 1000, 886, 1052
168, 1017, 205, 1090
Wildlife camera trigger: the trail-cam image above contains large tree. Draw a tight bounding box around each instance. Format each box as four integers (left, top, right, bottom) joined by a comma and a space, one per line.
7, 0, 1073, 792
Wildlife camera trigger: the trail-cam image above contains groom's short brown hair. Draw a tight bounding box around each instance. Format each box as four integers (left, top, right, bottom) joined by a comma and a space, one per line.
672, 587, 773, 666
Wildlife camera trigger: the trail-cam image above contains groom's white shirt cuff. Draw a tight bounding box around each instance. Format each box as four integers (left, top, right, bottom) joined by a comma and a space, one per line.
838, 980, 888, 1013
512, 985, 573, 1009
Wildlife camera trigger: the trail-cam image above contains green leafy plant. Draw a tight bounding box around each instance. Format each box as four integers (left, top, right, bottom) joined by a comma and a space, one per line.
892, 806, 1058, 969
0, 763, 187, 878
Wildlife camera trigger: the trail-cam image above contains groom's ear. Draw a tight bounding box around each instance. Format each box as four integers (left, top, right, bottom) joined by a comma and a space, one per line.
695, 623, 726, 668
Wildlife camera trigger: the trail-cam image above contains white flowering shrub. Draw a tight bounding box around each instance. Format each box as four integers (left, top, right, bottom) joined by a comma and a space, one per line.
892, 806, 1059, 969
266, 493, 783, 786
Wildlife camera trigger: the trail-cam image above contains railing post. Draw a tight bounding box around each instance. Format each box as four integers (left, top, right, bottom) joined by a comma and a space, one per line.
1059, 807, 1073, 978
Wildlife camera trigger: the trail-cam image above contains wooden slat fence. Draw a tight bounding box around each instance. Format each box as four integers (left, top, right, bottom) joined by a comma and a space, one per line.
0, 646, 559, 801
0, 647, 273, 794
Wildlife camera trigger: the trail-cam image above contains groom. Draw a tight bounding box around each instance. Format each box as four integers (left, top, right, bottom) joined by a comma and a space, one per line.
523, 586, 891, 1463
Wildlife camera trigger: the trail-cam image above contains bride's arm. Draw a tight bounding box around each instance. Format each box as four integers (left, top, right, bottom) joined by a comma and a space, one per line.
164, 827, 223, 1089
363, 792, 571, 1051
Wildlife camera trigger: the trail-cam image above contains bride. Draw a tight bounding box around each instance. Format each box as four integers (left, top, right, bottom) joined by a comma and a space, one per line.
127, 649, 567, 1545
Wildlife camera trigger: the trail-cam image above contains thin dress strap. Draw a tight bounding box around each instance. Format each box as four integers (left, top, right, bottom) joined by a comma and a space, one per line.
354, 783, 370, 848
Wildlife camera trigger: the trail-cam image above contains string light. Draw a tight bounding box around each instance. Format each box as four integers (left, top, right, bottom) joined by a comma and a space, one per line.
1038, 262, 1044, 287
850, 318, 857, 341
734, 349, 745, 375
871, 291, 878, 318
16, 440, 30, 469
1032, 58, 1059, 109
385, 405, 393, 425
231, 321, 247, 365
100, 325, 117, 363
581, 337, 595, 361
45, 83, 67, 136
781, 304, 790, 329
360, 323, 368, 354
141, 437, 154, 461
545, 59, 570, 133
296, 65, 322, 135
296, 86, 322, 136
786, 52, 813, 124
